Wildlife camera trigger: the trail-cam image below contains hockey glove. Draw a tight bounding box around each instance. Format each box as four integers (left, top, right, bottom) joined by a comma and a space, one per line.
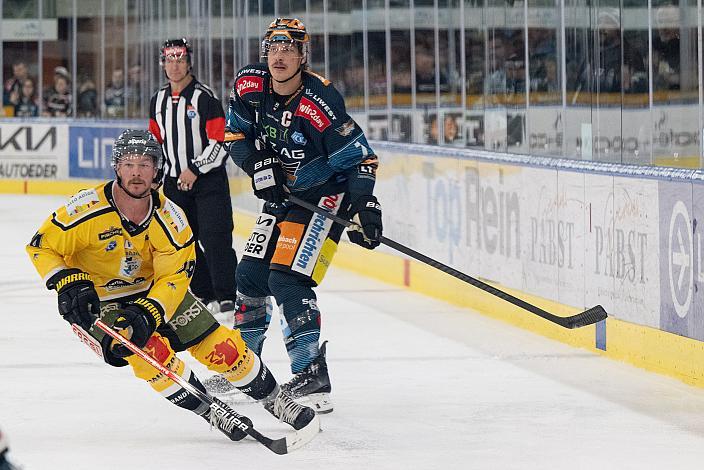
242, 152, 288, 204
346, 195, 383, 249
48, 268, 101, 331
110, 298, 164, 357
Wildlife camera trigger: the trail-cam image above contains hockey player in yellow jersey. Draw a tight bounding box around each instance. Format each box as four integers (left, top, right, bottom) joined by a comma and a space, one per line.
26, 129, 317, 442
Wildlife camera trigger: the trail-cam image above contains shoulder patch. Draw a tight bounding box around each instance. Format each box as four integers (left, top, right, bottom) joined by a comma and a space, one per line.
65, 188, 101, 216
295, 97, 331, 132
235, 75, 264, 97
335, 119, 356, 136
52, 186, 111, 229
159, 200, 188, 233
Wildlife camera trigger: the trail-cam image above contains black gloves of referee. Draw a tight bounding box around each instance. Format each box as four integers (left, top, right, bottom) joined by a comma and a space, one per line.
242, 152, 288, 204
347, 195, 383, 249
48, 268, 101, 331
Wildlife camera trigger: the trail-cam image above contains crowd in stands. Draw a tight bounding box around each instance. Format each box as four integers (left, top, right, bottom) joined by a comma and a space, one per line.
2, 62, 145, 119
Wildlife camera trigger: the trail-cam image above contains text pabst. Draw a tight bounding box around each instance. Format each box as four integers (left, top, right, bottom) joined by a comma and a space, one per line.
296, 214, 326, 269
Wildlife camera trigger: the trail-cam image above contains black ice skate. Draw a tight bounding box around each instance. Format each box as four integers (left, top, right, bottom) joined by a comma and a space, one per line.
264, 387, 318, 430
203, 398, 252, 441
282, 340, 333, 414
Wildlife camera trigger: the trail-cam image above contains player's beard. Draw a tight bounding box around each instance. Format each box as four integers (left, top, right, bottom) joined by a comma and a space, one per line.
122, 178, 151, 199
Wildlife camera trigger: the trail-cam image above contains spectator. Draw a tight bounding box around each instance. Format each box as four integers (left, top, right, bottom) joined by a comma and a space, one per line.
428, 114, 460, 145
43, 66, 72, 117
596, 9, 622, 93
14, 78, 38, 117
126, 64, 145, 117
486, 35, 508, 94
77, 77, 98, 117
415, 48, 437, 93
3, 62, 28, 107
105, 68, 126, 118
653, 5, 681, 90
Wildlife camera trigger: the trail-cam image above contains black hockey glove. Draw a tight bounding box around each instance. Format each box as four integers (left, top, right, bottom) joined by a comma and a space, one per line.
110, 298, 164, 357
48, 268, 101, 331
346, 195, 383, 249
242, 152, 288, 204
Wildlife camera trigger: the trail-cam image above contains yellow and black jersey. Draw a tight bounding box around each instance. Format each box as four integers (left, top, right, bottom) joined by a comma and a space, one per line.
26, 181, 196, 319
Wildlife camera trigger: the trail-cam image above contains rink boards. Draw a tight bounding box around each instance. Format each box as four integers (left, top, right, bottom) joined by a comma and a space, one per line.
2, 119, 704, 387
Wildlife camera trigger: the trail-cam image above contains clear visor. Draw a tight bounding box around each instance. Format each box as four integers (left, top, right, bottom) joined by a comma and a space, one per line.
260, 39, 308, 62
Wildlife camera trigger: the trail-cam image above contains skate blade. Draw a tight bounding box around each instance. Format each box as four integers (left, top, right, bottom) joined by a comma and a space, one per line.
295, 392, 333, 414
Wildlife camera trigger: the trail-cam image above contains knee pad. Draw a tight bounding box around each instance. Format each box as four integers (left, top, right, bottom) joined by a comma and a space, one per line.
236, 259, 272, 297
233, 292, 272, 354
188, 325, 257, 384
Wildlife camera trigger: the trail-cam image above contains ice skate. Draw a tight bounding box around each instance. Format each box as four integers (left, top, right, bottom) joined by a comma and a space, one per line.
203, 398, 252, 441
282, 341, 333, 414
264, 387, 318, 431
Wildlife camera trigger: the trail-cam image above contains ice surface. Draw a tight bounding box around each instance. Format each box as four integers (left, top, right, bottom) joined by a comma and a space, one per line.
2, 194, 704, 469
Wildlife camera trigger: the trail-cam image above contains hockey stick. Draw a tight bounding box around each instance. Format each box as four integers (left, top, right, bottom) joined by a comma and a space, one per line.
94, 320, 319, 454
288, 194, 607, 329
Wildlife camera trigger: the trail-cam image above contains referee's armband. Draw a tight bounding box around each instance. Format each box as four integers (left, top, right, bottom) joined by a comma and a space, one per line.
224, 131, 246, 143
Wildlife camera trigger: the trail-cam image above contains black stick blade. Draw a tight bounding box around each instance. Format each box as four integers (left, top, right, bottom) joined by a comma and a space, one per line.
564, 305, 608, 329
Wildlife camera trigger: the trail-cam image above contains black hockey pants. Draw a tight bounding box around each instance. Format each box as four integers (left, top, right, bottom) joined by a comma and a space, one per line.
164, 168, 237, 302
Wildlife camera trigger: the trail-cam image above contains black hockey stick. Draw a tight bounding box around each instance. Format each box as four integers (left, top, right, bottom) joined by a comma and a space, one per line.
94, 320, 320, 454
288, 195, 607, 329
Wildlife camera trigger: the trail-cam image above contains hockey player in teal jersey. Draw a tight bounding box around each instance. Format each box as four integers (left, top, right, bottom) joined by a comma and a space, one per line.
223, 18, 383, 413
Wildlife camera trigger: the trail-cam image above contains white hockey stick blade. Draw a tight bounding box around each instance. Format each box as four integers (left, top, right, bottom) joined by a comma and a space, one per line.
284, 414, 321, 453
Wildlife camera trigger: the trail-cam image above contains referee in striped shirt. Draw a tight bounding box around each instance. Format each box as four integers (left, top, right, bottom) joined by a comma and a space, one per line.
148, 38, 237, 319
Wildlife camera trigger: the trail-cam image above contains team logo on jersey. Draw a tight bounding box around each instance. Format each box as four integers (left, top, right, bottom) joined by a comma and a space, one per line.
66, 189, 100, 216
186, 105, 197, 119
105, 240, 117, 252
295, 97, 331, 132
120, 256, 141, 277
102, 277, 146, 291
98, 226, 122, 241
176, 259, 196, 278
206, 338, 240, 367
161, 201, 187, 233
291, 131, 307, 145
236, 75, 264, 96
29, 232, 42, 248
144, 335, 171, 363
335, 119, 356, 137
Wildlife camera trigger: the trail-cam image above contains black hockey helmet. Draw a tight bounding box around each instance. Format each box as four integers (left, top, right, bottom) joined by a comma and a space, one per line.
111, 129, 164, 197
160, 38, 193, 66
260, 18, 310, 64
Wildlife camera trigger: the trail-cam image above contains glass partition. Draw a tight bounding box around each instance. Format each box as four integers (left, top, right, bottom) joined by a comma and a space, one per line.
0, 0, 703, 168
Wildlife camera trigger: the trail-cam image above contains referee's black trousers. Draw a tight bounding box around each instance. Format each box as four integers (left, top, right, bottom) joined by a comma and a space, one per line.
163, 168, 237, 303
